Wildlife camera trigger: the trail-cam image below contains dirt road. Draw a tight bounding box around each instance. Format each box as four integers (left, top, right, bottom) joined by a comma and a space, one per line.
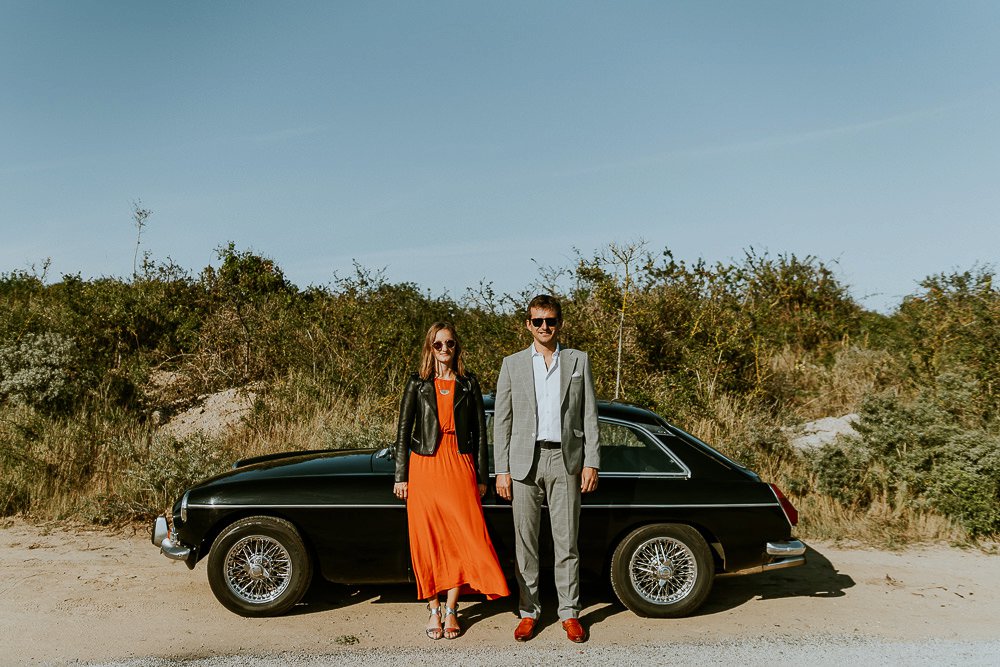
1, 518, 998, 665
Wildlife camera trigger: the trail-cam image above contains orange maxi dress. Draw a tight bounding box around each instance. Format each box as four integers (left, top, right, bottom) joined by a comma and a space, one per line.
406, 377, 510, 600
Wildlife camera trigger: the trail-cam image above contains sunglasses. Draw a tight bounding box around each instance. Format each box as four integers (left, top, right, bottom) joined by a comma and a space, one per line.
432, 339, 457, 351
529, 317, 560, 328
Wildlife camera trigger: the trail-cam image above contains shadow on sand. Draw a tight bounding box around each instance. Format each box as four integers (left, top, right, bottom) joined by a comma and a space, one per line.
289, 579, 513, 628
288, 543, 855, 629
694, 543, 855, 616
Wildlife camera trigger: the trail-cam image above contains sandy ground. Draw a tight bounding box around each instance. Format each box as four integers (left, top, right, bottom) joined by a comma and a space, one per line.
1, 518, 998, 666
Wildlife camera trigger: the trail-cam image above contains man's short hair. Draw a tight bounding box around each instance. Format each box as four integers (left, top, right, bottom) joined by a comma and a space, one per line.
526, 294, 562, 321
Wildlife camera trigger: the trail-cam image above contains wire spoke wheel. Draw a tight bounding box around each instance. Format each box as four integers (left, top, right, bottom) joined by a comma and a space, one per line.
223, 535, 293, 604
208, 516, 312, 617
628, 536, 697, 604
611, 523, 713, 617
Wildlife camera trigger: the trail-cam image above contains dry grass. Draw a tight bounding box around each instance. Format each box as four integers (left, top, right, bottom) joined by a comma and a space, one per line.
1, 372, 398, 522
768, 344, 897, 421
232, 376, 396, 460
0, 404, 157, 520
796, 491, 968, 547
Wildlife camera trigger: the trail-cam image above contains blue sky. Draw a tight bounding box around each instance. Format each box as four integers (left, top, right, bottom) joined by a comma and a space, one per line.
2, 1, 999, 311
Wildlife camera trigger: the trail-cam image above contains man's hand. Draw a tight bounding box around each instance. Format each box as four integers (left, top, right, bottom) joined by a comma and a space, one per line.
496, 473, 512, 501
580, 467, 599, 493
393, 482, 408, 500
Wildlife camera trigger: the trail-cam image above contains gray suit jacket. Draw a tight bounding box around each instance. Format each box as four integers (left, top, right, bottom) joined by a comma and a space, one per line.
493, 346, 600, 480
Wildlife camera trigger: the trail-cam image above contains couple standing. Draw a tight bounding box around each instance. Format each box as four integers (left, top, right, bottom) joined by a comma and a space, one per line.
393, 294, 601, 643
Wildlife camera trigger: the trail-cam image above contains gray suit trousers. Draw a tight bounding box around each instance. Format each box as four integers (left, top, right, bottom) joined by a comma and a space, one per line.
513, 446, 581, 620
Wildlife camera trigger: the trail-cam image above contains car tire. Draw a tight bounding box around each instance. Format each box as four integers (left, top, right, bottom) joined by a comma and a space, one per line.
207, 515, 312, 617
610, 523, 714, 618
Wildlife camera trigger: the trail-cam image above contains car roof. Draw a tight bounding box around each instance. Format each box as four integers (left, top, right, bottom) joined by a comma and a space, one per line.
482, 394, 667, 428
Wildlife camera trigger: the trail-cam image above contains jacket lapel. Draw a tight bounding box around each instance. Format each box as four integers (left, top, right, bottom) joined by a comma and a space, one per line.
419, 379, 439, 420
560, 349, 575, 406
518, 348, 537, 416
453, 376, 468, 409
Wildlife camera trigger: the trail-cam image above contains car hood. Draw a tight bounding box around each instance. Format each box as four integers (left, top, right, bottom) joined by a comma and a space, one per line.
190, 447, 384, 491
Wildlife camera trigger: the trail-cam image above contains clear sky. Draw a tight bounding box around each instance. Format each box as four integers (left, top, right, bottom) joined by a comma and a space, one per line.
2, 1, 999, 311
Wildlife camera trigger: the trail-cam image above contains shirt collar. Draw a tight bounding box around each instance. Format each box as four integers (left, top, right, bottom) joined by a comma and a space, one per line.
529, 342, 560, 358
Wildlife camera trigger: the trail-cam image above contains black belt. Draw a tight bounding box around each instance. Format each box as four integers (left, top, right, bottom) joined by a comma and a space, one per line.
536, 440, 561, 449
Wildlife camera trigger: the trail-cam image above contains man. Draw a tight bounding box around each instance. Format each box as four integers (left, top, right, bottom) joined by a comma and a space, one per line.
493, 294, 600, 643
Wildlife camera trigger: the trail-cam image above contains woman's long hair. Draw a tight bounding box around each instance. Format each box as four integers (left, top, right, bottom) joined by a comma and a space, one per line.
418, 321, 466, 380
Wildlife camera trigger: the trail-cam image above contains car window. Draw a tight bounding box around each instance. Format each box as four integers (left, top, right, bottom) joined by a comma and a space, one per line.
598, 420, 686, 474
484, 414, 684, 475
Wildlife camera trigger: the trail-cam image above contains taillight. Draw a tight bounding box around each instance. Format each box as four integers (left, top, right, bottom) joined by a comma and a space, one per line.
769, 483, 798, 527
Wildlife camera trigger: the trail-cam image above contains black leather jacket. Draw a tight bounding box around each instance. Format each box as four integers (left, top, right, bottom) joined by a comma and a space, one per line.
394, 372, 489, 484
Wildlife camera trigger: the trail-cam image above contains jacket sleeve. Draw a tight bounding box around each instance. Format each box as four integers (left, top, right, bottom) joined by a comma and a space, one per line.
492, 357, 513, 475
394, 376, 420, 482
469, 374, 489, 484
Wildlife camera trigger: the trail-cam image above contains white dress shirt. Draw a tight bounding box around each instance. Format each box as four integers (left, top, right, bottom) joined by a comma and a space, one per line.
531, 343, 561, 442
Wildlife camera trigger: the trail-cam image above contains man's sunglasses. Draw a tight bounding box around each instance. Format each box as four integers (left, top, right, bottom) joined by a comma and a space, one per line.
529, 317, 560, 328
433, 339, 457, 351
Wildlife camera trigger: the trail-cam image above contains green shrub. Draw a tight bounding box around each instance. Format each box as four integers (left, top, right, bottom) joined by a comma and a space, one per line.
891, 267, 1000, 415
0, 332, 89, 412
810, 372, 1000, 536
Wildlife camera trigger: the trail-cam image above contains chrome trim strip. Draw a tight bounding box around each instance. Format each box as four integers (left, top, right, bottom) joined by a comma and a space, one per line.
581, 503, 777, 509
599, 472, 689, 479
187, 503, 405, 509
186, 501, 778, 510
180, 490, 190, 523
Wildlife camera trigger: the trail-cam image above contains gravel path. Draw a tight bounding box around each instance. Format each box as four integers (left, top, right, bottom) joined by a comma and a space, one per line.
74, 638, 1000, 667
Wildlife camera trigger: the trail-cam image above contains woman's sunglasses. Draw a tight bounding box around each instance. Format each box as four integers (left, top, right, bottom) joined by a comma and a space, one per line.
432, 339, 457, 351
529, 317, 560, 328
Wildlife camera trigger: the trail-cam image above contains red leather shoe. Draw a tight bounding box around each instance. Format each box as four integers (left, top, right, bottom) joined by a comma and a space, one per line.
514, 617, 537, 642
562, 618, 587, 643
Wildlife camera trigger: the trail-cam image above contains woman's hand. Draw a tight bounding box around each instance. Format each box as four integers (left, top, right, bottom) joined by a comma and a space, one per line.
393, 482, 408, 500
478, 483, 486, 498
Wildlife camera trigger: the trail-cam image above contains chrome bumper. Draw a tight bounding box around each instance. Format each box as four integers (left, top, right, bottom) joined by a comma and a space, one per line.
767, 539, 806, 557
151, 515, 191, 561
718, 539, 807, 577
762, 539, 806, 571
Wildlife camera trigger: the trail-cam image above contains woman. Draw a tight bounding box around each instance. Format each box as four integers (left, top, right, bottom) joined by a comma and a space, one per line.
393, 322, 509, 640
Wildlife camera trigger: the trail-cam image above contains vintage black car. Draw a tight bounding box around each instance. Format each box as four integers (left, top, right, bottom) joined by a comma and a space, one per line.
152, 398, 804, 618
